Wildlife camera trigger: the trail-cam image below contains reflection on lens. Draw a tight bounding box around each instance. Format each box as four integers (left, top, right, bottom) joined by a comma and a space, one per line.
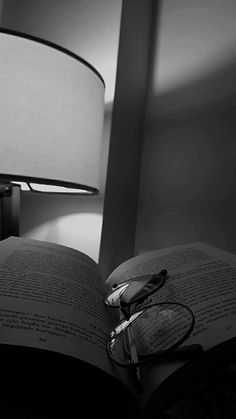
105, 283, 130, 306
105, 272, 166, 307
108, 302, 194, 366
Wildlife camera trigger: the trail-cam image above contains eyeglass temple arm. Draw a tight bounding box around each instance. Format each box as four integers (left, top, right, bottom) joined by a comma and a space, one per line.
127, 326, 144, 393
165, 343, 204, 359
176, 343, 203, 354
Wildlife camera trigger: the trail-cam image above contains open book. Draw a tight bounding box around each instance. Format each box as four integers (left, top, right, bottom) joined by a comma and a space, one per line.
0, 236, 236, 417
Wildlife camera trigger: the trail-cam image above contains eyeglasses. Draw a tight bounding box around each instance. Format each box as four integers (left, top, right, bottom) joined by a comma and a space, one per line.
105, 269, 203, 392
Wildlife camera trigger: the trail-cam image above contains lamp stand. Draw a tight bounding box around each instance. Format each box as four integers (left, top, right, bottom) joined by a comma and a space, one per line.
0, 182, 21, 240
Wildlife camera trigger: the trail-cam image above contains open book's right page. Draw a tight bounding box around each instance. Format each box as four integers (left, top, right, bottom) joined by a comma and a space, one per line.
106, 242, 236, 406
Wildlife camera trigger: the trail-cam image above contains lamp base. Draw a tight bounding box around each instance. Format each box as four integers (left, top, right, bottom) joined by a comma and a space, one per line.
0, 182, 20, 240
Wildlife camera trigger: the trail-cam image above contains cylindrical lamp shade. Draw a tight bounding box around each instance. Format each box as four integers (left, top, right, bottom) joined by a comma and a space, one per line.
0, 29, 105, 194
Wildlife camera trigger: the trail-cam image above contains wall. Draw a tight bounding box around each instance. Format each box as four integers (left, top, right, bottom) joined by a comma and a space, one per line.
5, 0, 236, 263
0, 0, 3, 17
1, 0, 121, 262
99, 0, 158, 278
135, 0, 236, 255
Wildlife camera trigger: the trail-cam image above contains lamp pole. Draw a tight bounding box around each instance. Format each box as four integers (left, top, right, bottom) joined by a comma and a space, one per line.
0, 182, 21, 240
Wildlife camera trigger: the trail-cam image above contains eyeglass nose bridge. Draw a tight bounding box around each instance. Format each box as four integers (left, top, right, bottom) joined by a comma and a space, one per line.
119, 297, 131, 318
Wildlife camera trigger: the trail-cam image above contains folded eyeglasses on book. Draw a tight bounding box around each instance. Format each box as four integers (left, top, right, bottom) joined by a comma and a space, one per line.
104, 269, 203, 392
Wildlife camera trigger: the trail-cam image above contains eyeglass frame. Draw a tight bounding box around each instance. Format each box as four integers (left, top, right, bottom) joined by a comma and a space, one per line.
107, 301, 196, 367
104, 269, 203, 392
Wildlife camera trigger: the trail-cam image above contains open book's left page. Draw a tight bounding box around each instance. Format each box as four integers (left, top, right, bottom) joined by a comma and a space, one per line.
0, 236, 133, 390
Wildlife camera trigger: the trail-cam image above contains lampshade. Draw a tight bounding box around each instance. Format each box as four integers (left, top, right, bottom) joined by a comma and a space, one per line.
0, 29, 105, 194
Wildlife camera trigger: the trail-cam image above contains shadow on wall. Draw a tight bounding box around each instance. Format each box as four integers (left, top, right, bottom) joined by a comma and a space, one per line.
135, 52, 236, 255
148, 49, 236, 118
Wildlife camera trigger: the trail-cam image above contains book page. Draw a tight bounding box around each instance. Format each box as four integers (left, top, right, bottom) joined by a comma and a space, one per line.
0, 236, 134, 392
106, 242, 236, 405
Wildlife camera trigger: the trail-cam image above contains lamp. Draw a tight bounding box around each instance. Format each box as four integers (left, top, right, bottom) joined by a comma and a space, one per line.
0, 29, 105, 240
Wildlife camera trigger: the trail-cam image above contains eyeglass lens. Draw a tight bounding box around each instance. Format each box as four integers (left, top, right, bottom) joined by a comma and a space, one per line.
105, 269, 167, 308
108, 302, 194, 366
